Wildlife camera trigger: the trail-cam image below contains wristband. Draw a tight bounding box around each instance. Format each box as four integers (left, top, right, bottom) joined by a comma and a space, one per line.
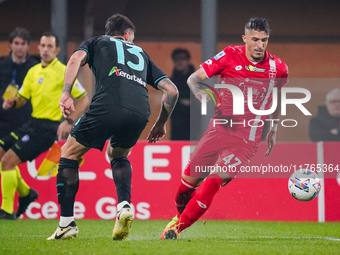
65, 118, 74, 124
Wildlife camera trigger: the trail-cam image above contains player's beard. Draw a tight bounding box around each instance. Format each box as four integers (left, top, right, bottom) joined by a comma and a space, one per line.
251, 54, 264, 62
251, 49, 265, 62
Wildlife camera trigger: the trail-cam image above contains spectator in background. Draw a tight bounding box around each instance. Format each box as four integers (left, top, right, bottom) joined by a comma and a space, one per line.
0, 27, 38, 138
309, 88, 340, 141
170, 48, 195, 140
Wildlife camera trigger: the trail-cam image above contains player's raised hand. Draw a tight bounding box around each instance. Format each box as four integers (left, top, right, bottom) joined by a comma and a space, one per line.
59, 92, 75, 118
147, 121, 166, 143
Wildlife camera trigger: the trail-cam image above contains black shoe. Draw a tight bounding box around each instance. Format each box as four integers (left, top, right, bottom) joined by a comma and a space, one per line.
0, 209, 16, 220
16, 188, 39, 218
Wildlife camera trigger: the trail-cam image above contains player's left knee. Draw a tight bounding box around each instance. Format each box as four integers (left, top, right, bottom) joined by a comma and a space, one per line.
107, 145, 131, 161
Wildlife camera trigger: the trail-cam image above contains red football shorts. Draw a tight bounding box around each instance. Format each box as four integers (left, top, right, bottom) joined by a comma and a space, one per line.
184, 125, 258, 179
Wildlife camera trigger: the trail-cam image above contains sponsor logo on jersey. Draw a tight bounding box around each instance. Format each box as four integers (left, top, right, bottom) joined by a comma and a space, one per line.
214, 51, 226, 60
38, 77, 44, 84
108, 66, 146, 87
196, 200, 207, 209
235, 65, 242, 71
245, 78, 264, 85
109, 66, 120, 76
245, 65, 266, 72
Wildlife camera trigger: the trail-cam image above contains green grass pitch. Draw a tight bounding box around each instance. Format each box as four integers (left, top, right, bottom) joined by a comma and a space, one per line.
0, 220, 339, 255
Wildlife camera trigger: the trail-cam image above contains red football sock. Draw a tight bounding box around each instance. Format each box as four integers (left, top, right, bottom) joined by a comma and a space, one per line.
174, 174, 222, 233
175, 177, 198, 214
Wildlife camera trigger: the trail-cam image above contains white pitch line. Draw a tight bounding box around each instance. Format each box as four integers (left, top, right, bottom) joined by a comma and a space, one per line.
315, 236, 340, 241
222, 236, 340, 241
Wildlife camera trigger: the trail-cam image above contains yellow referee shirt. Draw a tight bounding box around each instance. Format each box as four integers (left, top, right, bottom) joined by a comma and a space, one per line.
18, 58, 87, 121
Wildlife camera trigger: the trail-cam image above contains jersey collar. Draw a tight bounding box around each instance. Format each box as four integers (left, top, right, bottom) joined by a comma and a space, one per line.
42, 57, 59, 68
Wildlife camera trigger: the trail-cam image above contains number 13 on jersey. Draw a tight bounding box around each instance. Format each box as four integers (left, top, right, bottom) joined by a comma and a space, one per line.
110, 38, 145, 71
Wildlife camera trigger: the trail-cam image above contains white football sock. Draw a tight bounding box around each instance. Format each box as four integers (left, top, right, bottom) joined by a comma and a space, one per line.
117, 201, 130, 212
59, 216, 74, 227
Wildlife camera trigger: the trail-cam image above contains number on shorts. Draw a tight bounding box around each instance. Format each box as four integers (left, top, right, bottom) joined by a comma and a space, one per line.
222, 154, 242, 168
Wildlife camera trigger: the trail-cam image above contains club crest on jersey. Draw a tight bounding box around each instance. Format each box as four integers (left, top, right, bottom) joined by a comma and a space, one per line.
21, 134, 30, 142
245, 65, 266, 73
269, 68, 277, 79
214, 51, 226, 60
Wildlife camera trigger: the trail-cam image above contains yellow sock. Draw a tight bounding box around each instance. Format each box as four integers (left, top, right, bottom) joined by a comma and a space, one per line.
15, 166, 30, 197
1, 169, 18, 214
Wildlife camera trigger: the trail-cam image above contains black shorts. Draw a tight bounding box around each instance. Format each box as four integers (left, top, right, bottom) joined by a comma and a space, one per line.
70, 106, 148, 151
0, 118, 59, 162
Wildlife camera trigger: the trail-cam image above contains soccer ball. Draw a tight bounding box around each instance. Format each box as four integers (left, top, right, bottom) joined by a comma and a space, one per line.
288, 169, 321, 201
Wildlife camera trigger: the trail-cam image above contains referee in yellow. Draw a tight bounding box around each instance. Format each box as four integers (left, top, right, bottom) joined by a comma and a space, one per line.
0, 32, 89, 219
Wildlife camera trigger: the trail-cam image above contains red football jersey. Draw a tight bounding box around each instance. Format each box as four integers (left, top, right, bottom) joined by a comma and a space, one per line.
200, 46, 288, 143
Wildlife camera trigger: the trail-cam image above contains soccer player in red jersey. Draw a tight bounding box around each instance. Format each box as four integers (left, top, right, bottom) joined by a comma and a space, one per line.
161, 17, 289, 239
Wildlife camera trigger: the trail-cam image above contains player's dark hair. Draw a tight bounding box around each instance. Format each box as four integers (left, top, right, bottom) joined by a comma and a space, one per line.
171, 48, 191, 61
42, 31, 60, 47
9, 27, 31, 44
245, 17, 270, 35
105, 13, 136, 36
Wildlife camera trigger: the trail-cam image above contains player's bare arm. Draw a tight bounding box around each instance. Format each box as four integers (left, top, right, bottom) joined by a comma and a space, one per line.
156, 78, 179, 124
265, 90, 281, 156
187, 68, 210, 103
147, 78, 179, 143
60, 50, 87, 118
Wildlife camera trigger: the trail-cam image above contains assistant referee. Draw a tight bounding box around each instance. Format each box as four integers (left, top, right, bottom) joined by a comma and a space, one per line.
0, 32, 89, 220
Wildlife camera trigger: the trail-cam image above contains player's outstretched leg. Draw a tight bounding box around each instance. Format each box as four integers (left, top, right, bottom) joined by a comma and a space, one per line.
175, 177, 199, 213
161, 175, 199, 238
161, 174, 222, 239
111, 157, 133, 240
161, 164, 201, 238
48, 158, 79, 240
